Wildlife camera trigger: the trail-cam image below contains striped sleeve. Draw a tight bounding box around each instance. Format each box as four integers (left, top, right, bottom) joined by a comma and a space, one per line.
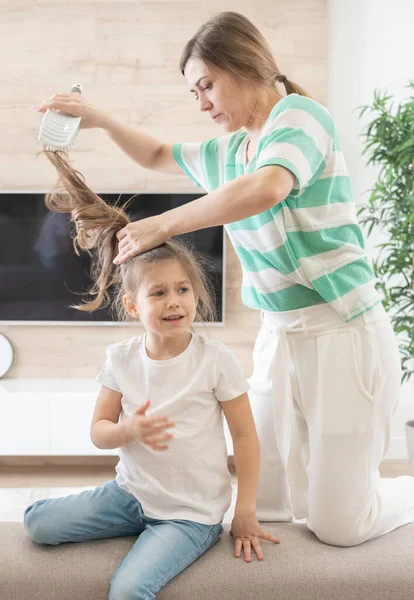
172, 142, 204, 188
172, 138, 223, 191
256, 97, 335, 195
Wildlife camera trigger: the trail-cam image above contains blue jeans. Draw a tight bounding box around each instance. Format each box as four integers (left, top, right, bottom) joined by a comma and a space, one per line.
24, 480, 224, 600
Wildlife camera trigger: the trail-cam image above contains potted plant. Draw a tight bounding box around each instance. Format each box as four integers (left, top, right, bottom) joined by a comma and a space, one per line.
358, 83, 414, 474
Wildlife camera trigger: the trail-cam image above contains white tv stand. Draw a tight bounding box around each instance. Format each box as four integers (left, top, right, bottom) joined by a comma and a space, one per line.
0, 379, 233, 456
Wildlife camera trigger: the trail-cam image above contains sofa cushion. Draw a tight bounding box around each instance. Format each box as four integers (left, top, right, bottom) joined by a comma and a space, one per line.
1, 522, 413, 600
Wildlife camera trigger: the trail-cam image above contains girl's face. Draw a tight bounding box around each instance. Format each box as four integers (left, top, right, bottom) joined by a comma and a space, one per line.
184, 57, 254, 133
125, 259, 198, 338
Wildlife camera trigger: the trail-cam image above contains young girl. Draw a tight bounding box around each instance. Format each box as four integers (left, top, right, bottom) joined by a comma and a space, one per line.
23, 152, 280, 600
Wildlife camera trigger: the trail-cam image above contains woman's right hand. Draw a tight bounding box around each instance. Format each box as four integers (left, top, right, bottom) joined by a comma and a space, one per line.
124, 399, 176, 451
32, 92, 110, 130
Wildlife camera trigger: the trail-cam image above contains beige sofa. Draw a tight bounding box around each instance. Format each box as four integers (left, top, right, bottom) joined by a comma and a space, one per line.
1, 522, 413, 599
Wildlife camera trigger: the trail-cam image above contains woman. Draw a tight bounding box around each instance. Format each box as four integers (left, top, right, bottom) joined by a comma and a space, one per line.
34, 11, 414, 547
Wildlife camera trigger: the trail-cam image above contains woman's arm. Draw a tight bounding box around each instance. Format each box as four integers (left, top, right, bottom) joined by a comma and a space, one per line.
34, 93, 181, 174
103, 117, 182, 174
115, 165, 295, 264
164, 165, 295, 236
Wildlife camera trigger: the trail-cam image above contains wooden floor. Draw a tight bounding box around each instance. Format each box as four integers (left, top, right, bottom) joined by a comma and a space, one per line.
0, 458, 411, 488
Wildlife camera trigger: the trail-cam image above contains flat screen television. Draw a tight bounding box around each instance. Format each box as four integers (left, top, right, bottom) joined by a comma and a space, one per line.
0, 192, 225, 325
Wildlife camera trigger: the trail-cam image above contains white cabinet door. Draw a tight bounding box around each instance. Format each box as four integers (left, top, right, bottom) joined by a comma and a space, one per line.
49, 394, 116, 455
0, 391, 50, 455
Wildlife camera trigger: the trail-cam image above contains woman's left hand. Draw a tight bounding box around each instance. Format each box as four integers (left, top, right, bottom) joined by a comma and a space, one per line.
114, 215, 169, 265
230, 514, 280, 562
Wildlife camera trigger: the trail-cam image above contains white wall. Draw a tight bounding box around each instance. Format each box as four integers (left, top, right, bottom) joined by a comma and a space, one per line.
329, 0, 414, 459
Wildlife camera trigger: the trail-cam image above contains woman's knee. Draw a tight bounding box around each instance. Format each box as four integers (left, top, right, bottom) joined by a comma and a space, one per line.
309, 519, 368, 548
24, 500, 60, 545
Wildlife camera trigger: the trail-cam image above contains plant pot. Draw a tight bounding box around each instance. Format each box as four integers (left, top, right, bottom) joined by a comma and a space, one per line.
405, 420, 414, 476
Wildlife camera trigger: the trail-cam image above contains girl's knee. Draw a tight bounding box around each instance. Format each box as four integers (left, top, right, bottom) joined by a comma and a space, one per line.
110, 570, 154, 600
109, 579, 148, 600
24, 500, 59, 546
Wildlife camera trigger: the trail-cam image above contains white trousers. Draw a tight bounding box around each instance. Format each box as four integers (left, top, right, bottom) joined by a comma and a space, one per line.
248, 301, 414, 547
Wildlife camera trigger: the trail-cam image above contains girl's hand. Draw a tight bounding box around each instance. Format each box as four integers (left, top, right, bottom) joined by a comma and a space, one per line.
32, 92, 109, 130
114, 216, 170, 265
230, 514, 280, 562
124, 399, 176, 451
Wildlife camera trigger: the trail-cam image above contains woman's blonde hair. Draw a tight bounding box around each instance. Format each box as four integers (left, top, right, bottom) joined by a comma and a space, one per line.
44, 151, 217, 323
180, 11, 310, 97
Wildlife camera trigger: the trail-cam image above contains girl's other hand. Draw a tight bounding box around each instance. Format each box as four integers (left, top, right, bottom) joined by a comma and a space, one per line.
125, 399, 176, 451
31, 92, 110, 130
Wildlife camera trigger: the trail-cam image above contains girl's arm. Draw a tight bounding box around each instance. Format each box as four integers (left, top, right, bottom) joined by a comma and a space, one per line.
90, 389, 176, 450
90, 386, 131, 449
220, 392, 260, 516
221, 393, 280, 562
114, 165, 295, 264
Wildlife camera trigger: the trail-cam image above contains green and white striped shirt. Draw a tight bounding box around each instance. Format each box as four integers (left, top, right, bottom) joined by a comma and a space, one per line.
173, 94, 381, 322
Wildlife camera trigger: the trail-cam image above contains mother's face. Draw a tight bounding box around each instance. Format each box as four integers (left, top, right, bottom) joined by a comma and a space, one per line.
184, 57, 254, 133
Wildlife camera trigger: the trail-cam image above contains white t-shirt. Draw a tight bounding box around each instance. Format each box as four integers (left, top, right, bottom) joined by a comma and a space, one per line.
96, 332, 250, 525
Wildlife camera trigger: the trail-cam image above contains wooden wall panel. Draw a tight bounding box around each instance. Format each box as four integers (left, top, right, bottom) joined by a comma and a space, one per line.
0, 0, 328, 377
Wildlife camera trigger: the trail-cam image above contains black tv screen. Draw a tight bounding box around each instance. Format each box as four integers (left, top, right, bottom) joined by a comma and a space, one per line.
0, 193, 224, 324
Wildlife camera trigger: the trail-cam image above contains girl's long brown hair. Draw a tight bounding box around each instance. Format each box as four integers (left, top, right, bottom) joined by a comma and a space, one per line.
180, 11, 310, 98
44, 151, 217, 322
